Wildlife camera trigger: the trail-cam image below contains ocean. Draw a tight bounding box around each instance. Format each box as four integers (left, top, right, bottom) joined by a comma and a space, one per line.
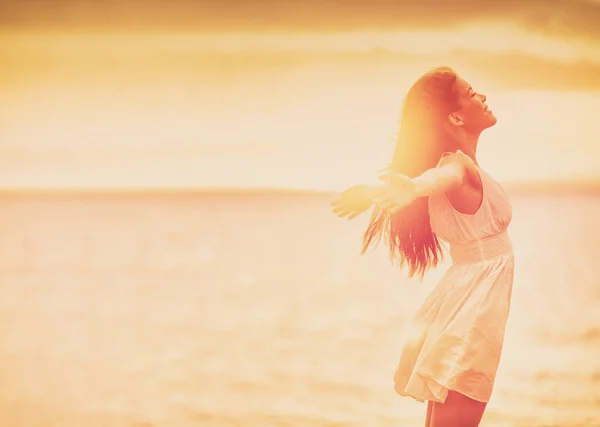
0, 191, 598, 427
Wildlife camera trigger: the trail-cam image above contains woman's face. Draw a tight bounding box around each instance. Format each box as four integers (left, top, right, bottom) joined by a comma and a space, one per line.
452, 77, 497, 133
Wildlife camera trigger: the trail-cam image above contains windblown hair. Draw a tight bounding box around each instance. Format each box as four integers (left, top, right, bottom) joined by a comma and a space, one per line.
362, 66, 462, 279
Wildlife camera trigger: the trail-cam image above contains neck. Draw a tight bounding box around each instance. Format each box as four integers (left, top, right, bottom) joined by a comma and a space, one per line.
449, 127, 480, 165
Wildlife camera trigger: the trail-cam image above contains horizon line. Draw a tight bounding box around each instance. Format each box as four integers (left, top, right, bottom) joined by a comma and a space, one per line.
1, 179, 599, 196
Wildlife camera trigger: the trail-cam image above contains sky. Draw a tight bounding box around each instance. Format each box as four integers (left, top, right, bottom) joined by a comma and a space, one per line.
1, 0, 600, 190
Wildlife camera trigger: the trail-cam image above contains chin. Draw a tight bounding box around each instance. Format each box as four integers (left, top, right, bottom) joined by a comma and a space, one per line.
483, 113, 498, 130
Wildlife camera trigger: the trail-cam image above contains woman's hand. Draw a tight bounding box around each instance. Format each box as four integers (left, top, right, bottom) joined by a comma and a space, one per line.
374, 172, 419, 214
332, 184, 383, 219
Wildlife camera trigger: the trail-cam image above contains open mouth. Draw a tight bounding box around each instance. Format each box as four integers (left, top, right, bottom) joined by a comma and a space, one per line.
484, 106, 492, 113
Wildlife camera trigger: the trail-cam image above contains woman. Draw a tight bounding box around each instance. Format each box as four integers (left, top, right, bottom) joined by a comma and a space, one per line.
331, 66, 514, 427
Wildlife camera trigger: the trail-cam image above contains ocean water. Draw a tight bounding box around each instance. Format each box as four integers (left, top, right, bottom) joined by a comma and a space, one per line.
0, 191, 598, 427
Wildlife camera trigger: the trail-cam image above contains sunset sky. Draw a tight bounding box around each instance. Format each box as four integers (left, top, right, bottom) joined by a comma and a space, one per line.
1, 0, 599, 190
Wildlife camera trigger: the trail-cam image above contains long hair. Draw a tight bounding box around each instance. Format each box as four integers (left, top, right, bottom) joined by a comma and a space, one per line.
362, 66, 462, 279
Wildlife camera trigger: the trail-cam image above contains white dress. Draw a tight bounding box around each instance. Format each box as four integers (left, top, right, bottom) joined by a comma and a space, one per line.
393, 153, 514, 403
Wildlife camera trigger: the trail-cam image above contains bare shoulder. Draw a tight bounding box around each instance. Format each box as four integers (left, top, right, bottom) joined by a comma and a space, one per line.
438, 151, 480, 191
437, 151, 472, 176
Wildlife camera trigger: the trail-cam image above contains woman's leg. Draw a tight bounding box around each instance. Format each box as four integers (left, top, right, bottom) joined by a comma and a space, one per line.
430, 391, 487, 427
424, 401, 433, 427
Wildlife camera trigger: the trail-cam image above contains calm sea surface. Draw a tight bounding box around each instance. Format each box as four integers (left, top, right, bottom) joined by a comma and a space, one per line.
0, 192, 599, 427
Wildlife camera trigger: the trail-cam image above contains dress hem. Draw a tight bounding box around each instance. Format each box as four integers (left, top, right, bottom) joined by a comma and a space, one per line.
394, 370, 491, 404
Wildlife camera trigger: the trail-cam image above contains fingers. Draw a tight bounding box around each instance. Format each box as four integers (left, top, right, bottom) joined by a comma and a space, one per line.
331, 200, 369, 219
332, 202, 348, 217
332, 203, 344, 213
331, 198, 348, 212
334, 200, 398, 219
331, 188, 373, 219
332, 198, 355, 214
331, 191, 354, 207
347, 207, 368, 220
336, 207, 368, 219
331, 198, 351, 216
334, 208, 355, 218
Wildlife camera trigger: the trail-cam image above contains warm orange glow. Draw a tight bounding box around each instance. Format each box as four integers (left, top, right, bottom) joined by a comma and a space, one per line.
1, 3, 600, 426
1, 22, 600, 191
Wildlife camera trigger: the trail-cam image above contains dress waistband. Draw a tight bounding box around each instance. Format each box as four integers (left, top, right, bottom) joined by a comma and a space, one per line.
450, 230, 513, 265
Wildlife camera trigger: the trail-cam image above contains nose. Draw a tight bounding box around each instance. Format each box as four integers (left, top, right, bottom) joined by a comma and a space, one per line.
478, 93, 487, 103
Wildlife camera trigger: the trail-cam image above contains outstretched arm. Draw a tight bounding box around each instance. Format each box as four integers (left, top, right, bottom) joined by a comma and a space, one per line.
332, 153, 471, 219
375, 153, 470, 212
331, 183, 386, 219
412, 155, 469, 197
